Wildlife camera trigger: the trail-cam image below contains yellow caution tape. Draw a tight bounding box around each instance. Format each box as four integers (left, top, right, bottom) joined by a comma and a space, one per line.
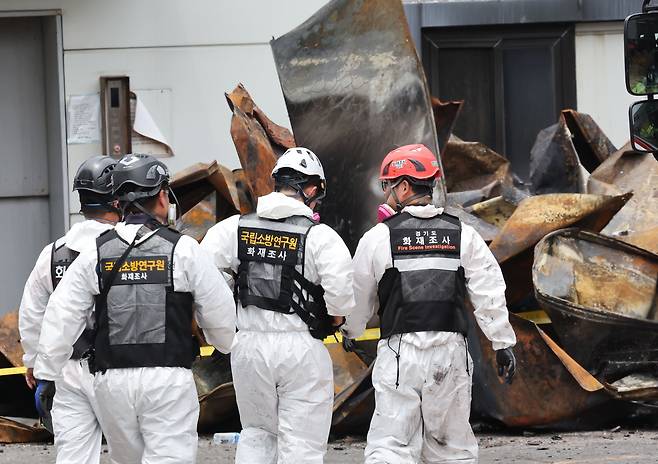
200, 345, 215, 357
200, 328, 382, 357
0, 366, 27, 377
0, 328, 383, 376
324, 327, 381, 344
516, 310, 552, 325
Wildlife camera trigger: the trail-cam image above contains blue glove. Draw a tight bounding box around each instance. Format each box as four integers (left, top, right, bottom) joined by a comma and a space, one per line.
35, 380, 55, 433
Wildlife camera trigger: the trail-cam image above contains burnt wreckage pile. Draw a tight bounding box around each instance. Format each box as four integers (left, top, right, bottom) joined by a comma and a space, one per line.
0, 0, 656, 443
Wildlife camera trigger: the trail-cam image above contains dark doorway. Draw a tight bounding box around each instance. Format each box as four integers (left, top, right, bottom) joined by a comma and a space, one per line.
422, 24, 577, 180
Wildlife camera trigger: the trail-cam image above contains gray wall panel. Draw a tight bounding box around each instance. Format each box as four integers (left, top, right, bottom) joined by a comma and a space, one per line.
0, 197, 50, 314
0, 17, 48, 198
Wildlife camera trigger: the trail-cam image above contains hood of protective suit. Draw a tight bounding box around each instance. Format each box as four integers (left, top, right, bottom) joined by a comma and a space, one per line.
64, 219, 115, 252
402, 204, 444, 218
114, 221, 160, 246
256, 192, 313, 220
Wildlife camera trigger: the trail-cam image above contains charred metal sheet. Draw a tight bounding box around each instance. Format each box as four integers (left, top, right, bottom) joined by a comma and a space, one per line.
0, 312, 37, 420
271, 0, 446, 252
469, 308, 613, 428
610, 374, 658, 400
529, 116, 584, 194
326, 343, 370, 400
431, 97, 463, 158
562, 109, 617, 173
444, 205, 500, 243
442, 137, 510, 196
171, 161, 241, 217
467, 196, 517, 229
490, 193, 631, 306
198, 383, 239, 433
226, 84, 295, 200
0, 417, 50, 444
176, 198, 216, 242
0, 310, 23, 367
193, 352, 239, 432
533, 229, 658, 382
588, 149, 658, 254
446, 183, 498, 208
232, 169, 256, 214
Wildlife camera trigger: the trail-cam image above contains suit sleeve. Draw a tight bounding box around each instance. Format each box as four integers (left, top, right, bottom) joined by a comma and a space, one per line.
199, 215, 240, 277
18, 244, 53, 368
342, 225, 389, 339
177, 236, 236, 354
306, 224, 356, 318
461, 224, 516, 350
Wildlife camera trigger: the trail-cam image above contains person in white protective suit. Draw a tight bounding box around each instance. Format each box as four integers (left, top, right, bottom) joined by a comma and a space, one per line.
19, 155, 120, 463
342, 144, 517, 464
34, 153, 236, 464
200, 147, 356, 464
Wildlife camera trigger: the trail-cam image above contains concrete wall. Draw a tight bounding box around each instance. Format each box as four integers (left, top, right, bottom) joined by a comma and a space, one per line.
575, 22, 641, 149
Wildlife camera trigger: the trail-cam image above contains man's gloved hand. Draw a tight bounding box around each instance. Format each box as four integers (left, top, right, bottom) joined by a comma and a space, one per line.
496, 348, 516, 384
342, 336, 356, 353
35, 380, 55, 433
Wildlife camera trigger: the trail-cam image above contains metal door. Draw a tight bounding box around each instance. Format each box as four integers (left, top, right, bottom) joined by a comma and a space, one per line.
423, 24, 577, 180
0, 17, 53, 314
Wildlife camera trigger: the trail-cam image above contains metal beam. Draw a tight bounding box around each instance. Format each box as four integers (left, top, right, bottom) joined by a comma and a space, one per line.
403, 0, 640, 29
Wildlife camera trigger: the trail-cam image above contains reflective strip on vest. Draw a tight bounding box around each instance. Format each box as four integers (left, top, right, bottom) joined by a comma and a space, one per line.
394, 256, 461, 272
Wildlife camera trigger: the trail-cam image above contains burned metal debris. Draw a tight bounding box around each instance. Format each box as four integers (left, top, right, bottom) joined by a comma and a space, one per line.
589, 148, 658, 254
271, 0, 446, 252
489, 193, 631, 307
226, 84, 295, 200
533, 229, 658, 383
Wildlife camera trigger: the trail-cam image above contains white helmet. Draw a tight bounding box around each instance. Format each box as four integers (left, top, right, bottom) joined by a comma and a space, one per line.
271, 147, 326, 205
271, 147, 325, 180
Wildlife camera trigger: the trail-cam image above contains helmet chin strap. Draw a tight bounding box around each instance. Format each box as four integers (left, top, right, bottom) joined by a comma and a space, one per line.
122, 201, 166, 227
283, 183, 324, 208
387, 180, 432, 212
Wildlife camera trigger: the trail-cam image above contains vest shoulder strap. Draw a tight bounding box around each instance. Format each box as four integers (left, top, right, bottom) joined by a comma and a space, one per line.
155, 226, 183, 245
439, 212, 461, 228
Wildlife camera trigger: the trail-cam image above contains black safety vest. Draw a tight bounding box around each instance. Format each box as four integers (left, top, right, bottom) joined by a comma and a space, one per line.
93, 226, 196, 371
236, 213, 334, 340
51, 242, 95, 359
51, 242, 79, 290
378, 212, 468, 338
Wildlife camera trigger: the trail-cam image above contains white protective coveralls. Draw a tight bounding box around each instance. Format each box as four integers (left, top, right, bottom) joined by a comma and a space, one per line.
19, 219, 113, 464
343, 204, 516, 464
200, 191, 356, 464
34, 222, 236, 464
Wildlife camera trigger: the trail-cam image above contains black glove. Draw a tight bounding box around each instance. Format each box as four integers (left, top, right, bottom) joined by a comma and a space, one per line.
342, 336, 356, 353
35, 380, 56, 433
496, 348, 516, 384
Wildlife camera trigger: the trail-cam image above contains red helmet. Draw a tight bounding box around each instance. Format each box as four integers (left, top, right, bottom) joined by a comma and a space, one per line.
379, 144, 441, 182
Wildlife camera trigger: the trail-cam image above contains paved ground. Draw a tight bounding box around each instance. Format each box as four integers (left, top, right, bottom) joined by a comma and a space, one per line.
2, 428, 658, 463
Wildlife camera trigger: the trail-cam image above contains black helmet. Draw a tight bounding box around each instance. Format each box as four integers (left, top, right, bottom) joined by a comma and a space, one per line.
112, 153, 170, 203
112, 154, 180, 223
73, 156, 118, 211
73, 155, 116, 195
